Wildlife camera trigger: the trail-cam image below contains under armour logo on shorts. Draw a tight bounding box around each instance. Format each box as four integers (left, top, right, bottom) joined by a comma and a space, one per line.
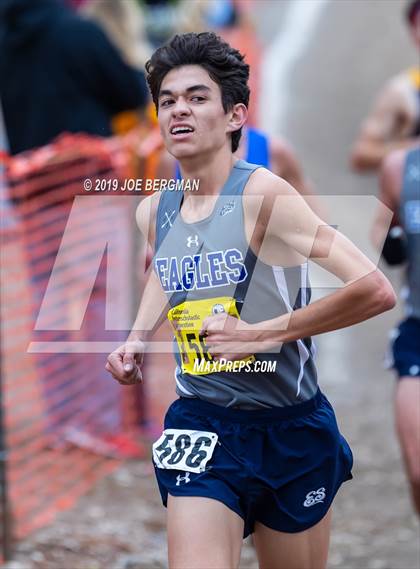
176, 472, 191, 486
303, 487, 326, 507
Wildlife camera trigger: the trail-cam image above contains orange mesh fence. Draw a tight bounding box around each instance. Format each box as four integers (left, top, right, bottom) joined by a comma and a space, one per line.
0, 12, 262, 555
0, 132, 157, 549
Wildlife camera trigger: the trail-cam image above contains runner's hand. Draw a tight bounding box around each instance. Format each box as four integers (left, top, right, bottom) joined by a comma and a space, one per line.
200, 313, 255, 361
105, 340, 145, 385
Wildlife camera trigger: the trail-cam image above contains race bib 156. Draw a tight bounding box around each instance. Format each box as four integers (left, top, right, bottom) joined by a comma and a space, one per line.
167, 296, 255, 375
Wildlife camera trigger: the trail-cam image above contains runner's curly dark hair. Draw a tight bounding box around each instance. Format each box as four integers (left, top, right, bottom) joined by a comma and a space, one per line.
145, 32, 250, 153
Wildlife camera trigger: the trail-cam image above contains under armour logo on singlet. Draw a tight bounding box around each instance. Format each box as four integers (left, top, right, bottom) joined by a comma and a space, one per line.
186, 234, 199, 248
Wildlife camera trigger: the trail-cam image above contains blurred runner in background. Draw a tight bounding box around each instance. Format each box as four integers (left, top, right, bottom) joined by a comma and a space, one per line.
0, 0, 149, 155
351, 0, 420, 172
372, 146, 420, 516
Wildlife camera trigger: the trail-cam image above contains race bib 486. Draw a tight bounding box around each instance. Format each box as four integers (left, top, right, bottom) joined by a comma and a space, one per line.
152, 429, 218, 473
167, 296, 255, 375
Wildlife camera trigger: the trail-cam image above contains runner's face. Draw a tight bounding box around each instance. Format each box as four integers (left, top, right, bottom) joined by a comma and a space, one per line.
157, 65, 234, 159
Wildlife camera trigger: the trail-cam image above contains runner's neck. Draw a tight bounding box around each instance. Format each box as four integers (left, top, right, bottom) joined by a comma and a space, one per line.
178, 150, 237, 197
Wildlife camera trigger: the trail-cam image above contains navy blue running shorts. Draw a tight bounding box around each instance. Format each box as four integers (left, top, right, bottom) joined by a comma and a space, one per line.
152, 389, 353, 536
391, 317, 420, 378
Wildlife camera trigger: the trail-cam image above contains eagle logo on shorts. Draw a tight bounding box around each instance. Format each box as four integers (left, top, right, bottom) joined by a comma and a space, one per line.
303, 487, 326, 507
212, 304, 225, 315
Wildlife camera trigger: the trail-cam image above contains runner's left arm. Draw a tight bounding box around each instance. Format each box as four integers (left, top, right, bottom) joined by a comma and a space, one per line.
250, 172, 396, 347
203, 170, 396, 358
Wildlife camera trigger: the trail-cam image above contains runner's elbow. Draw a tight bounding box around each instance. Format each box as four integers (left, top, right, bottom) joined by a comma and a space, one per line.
370, 270, 397, 313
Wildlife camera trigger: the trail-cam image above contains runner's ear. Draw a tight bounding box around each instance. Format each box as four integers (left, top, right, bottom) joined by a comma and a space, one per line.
226, 103, 247, 134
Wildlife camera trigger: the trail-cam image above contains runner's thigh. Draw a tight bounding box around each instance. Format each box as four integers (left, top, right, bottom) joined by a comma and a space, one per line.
167, 495, 244, 569
395, 379, 420, 480
253, 509, 332, 569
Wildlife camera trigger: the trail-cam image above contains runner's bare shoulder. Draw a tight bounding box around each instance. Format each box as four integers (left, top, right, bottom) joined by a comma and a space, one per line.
244, 166, 303, 201
242, 166, 318, 264
135, 192, 161, 246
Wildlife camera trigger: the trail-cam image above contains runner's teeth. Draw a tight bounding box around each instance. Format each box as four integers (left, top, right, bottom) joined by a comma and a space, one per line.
172, 127, 193, 134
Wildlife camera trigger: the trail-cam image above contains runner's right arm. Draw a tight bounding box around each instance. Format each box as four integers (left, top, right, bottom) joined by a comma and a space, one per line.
106, 193, 170, 384
128, 192, 170, 342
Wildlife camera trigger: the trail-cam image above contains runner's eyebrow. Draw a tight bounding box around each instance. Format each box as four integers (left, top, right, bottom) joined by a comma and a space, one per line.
159, 85, 211, 98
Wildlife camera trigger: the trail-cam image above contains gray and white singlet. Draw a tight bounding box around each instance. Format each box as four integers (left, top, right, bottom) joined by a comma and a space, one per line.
154, 160, 318, 409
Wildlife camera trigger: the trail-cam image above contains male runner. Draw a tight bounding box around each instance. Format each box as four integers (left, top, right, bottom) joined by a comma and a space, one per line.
351, 0, 420, 172
372, 146, 420, 515
106, 32, 396, 568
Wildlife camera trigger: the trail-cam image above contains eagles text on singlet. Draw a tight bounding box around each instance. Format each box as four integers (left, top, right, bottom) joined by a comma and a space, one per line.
155, 248, 248, 292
